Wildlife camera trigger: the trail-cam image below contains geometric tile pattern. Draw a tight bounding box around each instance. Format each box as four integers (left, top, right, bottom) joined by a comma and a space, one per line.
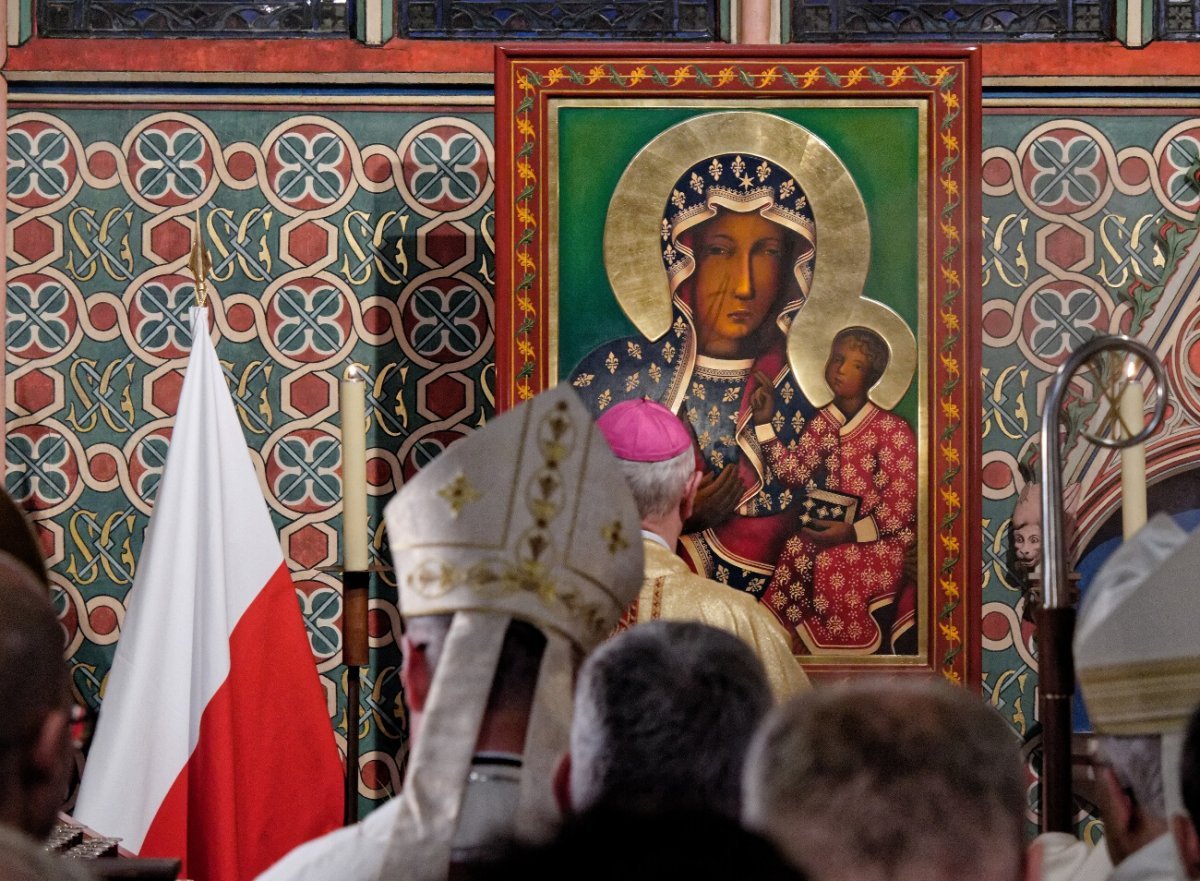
981, 109, 1200, 831
5, 104, 495, 815
16, 98, 1200, 831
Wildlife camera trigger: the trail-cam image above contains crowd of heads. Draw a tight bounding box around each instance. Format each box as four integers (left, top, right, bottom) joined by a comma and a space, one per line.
6, 382, 1200, 881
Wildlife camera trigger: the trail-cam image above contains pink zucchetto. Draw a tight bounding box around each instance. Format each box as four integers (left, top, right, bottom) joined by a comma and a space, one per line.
596, 397, 693, 463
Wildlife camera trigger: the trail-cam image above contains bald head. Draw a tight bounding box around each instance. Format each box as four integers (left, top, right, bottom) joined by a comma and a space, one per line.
743, 679, 1025, 881
0, 552, 70, 839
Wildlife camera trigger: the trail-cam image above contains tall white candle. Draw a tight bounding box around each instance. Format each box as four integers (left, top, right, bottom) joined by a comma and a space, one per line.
1119, 365, 1147, 539
340, 364, 369, 571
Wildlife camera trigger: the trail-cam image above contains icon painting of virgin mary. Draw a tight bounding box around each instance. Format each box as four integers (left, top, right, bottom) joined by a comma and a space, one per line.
568, 110, 922, 657
570, 134, 820, 599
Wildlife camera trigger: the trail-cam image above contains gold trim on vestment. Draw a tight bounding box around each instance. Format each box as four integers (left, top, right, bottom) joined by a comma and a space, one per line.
1080, 656, 1200, 734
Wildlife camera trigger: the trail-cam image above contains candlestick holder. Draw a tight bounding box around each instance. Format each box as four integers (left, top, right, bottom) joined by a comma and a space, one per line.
1024, 569, 1080, 621
320, 561, 390, 826
1036, 334, 1168, 834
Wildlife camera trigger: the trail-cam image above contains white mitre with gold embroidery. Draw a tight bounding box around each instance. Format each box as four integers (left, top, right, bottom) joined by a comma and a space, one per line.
379, 384, 644, 880
1075, 513, 1200, 817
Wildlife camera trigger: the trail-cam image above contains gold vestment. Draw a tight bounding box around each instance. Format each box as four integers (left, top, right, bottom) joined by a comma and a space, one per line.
625, 537, 810, 700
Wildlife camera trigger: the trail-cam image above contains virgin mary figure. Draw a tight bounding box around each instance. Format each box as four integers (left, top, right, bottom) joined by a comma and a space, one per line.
570, 146, 818, 596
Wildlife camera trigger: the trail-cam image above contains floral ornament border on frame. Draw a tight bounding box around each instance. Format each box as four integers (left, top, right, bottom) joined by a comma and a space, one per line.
494, 46, 982, 687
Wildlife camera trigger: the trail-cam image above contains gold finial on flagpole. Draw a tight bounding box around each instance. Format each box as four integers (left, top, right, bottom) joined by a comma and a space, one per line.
188, 208, 213, 307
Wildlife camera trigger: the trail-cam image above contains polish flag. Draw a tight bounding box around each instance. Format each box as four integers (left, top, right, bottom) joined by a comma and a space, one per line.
74, 306, 344, 880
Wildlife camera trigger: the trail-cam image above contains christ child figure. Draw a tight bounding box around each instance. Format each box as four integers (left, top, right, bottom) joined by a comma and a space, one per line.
750, 326, 917, 654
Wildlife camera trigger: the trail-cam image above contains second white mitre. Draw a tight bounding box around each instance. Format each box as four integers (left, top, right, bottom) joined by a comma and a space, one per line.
1075, 513, 1200, 822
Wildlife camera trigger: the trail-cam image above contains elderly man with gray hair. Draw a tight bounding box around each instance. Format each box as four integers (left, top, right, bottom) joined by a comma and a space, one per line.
1089, 734, 1175, 881
557, 620, 773, 821
594, 398, 808, 700
742, 679, 1031, 881
1072, 514, 1200, 881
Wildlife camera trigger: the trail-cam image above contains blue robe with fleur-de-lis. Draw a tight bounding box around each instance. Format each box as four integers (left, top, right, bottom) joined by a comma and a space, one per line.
569, 321, 815, 598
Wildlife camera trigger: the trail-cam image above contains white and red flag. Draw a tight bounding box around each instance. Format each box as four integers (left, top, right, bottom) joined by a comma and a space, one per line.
74, 306, 343, 880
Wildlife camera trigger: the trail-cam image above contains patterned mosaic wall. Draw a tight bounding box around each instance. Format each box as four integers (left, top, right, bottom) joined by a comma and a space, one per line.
5, 102, 496, 813
11, 97, 1200, 828
981, 107, 1200, 830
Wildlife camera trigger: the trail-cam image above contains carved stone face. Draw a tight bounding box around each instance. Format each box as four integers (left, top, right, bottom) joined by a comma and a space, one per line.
1012, 489, 1042, 575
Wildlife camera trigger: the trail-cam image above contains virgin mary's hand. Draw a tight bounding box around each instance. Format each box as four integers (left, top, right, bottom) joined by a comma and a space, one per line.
750, 370, 776, 427
799, 519, 855, 548
684, 466, 745, 534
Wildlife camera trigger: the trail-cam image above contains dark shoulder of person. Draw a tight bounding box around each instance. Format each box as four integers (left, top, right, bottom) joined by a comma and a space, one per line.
457, 808, 808, 881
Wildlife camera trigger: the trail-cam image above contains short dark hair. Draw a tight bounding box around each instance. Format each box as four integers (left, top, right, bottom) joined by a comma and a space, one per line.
571, 621, 772, 819
407, 614, 547, 715
832, 326, 889, 389
1183, 703, 1200, 828
480, 808, 809, 881
0, 553, 70, 840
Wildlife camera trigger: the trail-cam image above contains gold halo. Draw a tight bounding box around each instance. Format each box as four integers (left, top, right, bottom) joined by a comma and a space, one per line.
603, 110, 871, 343
788, 295, 917, 411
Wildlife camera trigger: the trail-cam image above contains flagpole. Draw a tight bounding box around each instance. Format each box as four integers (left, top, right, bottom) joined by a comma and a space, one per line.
188, 209, 212, 309
339, 364, 370, 825
77, 219, 346, 874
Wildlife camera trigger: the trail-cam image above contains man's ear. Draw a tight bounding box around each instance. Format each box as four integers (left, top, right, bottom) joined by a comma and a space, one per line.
17, 708, 71, 839
400, 636, 433, 714
1100, 767, 1135, 835
28, 709, 69, 784
553, 752, 573, 818
1173, 814, 1200, 879
679, 470, 704, 522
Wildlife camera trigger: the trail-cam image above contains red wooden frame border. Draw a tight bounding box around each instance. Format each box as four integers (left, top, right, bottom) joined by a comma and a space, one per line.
5, 38, 494, 74
7, 39, 1198, 79
494, 43, 982, 686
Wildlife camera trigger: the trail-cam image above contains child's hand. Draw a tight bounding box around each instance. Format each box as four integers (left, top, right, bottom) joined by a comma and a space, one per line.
800, 519, 855, 547
750, 370, 776, 427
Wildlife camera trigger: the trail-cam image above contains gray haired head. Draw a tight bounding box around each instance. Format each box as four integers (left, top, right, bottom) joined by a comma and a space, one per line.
613, 448, 696, 521
570, 620, 772, 819
743, 679, 1025, 881
1098, 733, 1166, 820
